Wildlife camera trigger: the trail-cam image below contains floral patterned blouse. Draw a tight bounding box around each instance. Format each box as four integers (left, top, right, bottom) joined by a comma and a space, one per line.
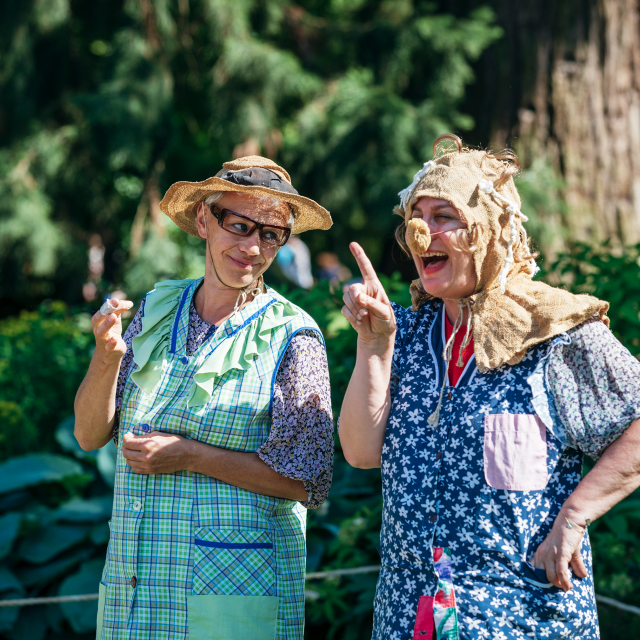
546, 317, 640, 457
388, 315, 640, 458
114, 297, 334, 509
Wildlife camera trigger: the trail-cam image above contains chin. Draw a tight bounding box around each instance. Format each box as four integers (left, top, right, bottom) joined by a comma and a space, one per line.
418, 277, 453, 299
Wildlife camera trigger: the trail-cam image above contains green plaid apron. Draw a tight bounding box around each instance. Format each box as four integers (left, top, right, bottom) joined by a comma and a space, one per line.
97, 279, 322, 640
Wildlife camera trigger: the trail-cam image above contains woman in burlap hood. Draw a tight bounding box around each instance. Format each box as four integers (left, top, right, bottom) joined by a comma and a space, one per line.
339, 136, 640, 640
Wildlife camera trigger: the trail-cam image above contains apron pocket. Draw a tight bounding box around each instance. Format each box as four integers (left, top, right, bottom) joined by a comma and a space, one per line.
95, 582, 106, 640
521, 561, 556, 589
187, 594, 279, 640
192, 528, 276, 596
483, 414, 548, 491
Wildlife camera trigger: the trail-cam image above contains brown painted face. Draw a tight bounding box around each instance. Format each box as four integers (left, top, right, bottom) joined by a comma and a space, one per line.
409, 197, 477, 300
196, 192, 291, 289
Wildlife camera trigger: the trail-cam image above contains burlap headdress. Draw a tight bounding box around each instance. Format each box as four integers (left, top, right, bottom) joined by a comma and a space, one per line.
397, 135, 609, 372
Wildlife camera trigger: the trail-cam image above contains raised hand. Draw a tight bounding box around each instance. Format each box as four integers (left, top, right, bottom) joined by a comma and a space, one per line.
91, 298, 134, 361
342, 242, 396, 347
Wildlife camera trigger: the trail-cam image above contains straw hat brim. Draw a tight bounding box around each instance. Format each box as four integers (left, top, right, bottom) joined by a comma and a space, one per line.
160, 177, 332, 237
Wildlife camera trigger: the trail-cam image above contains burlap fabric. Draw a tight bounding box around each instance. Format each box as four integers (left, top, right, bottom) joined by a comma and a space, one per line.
400, 148, 609, 372
160, 155, 332, 236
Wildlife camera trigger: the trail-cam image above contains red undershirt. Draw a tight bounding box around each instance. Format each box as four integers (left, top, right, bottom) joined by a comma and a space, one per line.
444, 313, 474, 387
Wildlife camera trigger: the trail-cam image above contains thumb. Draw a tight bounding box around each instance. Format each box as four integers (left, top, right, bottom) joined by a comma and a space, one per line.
356, 291, 392, 320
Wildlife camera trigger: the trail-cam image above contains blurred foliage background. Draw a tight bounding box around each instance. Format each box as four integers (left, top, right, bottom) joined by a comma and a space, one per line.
1, 0, 640, 638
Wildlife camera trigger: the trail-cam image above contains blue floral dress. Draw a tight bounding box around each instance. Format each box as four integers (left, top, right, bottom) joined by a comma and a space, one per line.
373, 299, 640, 640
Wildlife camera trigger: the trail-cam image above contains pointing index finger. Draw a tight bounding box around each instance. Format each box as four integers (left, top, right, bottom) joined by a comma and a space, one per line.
349, 242, 379, 284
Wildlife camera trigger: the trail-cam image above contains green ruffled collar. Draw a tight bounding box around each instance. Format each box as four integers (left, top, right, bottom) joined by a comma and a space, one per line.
130, 279, 302, 406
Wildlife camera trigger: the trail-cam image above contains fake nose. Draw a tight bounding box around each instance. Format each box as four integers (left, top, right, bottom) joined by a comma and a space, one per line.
406, 218, 432, 255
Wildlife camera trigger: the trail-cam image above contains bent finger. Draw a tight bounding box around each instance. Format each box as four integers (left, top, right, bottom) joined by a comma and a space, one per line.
102, 298, 134, 316
555, 558, 572, 591
126, 461, 150, 474
343, 290, 365, 320
356, 292, 393, 321
544, 560, 558, 588
95, 314, 118, 338
570, 550, 588, 579
122, 433, 147, 450
341, 305, 360, 329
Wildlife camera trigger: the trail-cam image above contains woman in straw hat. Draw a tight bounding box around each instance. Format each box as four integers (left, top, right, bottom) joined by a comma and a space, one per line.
339, 135, 640, 639
74, 156, 334, 640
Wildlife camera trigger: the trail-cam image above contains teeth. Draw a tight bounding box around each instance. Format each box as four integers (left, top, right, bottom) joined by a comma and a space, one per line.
422, 252, 447, 258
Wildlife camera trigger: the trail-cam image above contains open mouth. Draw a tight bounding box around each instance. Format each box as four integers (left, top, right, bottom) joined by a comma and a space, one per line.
421, 252, 449, 272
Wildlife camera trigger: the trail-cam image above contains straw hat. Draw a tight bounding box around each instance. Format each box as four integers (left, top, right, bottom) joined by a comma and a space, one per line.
160, 155, 332, 236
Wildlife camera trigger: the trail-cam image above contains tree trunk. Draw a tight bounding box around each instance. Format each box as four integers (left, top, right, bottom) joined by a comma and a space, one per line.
464, 0, 640, 245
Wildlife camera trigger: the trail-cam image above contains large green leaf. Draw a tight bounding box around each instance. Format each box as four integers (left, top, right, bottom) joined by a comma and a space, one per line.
55, 416, 98, 461
57, 416, 117, 486
4, 607, 47, 640
59, 559, 103, 633
16, 548, 91, 587
18, 523, 90, 564
0, 512, 21, 559
56, 496, 112, 523
0, 454, 83, 494
0, 567, 24, 632
97, 441, 117, 487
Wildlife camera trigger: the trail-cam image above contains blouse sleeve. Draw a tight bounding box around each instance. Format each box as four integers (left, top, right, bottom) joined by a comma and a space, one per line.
112, 299, 145, 443
257, 331, 334, 509
548, 318, 640, 459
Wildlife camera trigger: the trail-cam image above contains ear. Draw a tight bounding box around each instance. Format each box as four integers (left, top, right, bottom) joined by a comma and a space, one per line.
196, 202, 208, 240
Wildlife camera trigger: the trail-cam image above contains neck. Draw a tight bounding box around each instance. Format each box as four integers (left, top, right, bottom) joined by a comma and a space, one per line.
194, 257, 262, 326
443, 297, 470, 326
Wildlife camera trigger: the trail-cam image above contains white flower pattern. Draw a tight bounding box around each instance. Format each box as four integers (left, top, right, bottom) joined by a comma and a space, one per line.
373, 300, 602, 640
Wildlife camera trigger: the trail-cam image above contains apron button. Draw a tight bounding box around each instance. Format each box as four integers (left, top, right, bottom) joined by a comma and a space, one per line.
429, 514, 437, 523
130, 576, 137, 588
181, 356, 189, 364
141, 424, 151, 433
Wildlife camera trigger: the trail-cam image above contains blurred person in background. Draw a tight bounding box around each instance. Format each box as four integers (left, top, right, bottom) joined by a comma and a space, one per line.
339, 135, 640, 639
315, 251, 352, 288
74, 156, 334, 640
276, 234, 314, 289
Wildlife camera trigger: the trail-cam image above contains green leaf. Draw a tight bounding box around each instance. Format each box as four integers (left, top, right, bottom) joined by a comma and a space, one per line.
59, 559, 103, 633
89, 521, 110, 546
56, 496, 112, 523
0, 567, 24, 632
18, 523, 90, 564
16, 548, 91, 587
0, 566, 23, 595
55, 416, 99, 461
0, 512, 21, 559
4, 605, 47, 640
0, 454, 83, 494
97, 441, 117, 487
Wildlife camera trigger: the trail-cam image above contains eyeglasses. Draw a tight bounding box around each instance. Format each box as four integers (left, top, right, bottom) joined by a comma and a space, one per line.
208, 205, 291, 247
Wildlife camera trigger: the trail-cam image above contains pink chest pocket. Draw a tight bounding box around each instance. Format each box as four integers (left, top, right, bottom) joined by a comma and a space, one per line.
483, 414, 548, 491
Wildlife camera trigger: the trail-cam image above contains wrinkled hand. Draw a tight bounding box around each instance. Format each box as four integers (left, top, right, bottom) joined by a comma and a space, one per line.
122, 431, 197, 474
91, 298, 134, 361
530, 508, 589, 591
341, 243, 396, 347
